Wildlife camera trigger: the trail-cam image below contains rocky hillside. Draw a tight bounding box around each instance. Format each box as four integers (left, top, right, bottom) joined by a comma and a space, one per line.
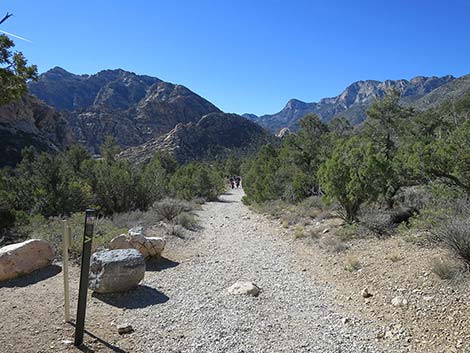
247, 75, 468, 132
119, 113, 274, 165
0, 94, 72, 167
28, 67, 221, 152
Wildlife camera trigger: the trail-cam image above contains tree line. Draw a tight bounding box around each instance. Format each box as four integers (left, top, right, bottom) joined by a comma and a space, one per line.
242, 91, 470, 222
0, 137, 225, 233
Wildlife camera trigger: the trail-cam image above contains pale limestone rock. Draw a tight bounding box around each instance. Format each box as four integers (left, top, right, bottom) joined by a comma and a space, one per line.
0, 239, 55, 281
227, 281, 260, 296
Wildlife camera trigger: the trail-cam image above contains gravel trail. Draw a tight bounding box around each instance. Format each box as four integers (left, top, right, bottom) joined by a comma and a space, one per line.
124, 188, 393, 352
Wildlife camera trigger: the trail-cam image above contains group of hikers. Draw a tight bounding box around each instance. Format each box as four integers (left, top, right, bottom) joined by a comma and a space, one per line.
228, 176, 242, 189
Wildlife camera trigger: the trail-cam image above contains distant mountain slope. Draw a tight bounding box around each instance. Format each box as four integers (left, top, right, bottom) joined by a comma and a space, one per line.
28, 67, 221, 152
119, 113, 274, 165
0, 94, 72, 167
248, 75, 463, 132
410, 75, 470, 110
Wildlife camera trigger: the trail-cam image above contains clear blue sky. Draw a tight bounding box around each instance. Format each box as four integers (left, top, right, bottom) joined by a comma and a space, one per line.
2, 0, 470, 115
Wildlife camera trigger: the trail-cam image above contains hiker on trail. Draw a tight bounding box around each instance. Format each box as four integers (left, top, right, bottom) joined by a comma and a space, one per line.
235, 176, 241, 188
229, 176, 235, 189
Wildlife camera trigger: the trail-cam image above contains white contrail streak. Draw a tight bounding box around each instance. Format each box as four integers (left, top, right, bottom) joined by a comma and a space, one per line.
0, 29, 32, 43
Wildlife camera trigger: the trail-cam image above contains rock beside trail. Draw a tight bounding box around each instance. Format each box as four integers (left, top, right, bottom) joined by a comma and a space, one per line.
361, 288, 373, 298
391, 296, 408, 307
227, 281, 260, 296
0, 239, 55, 282
109, 228, 165, 258
89, 249, 145, 293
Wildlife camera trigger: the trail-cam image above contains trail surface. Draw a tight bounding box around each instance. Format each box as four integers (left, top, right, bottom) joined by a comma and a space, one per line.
125, 188, 392, 352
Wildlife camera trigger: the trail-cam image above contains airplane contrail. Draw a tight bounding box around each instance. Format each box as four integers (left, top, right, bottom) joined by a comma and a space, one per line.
0, 29, 32, 43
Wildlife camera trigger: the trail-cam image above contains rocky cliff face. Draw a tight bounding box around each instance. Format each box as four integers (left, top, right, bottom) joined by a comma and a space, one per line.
248, 75, 460, 132
119, 113, 274, 165
28, 67, 221, 152
0, 94, 72, 167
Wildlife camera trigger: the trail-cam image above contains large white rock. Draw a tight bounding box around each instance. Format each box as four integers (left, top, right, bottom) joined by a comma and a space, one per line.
0, 239, 55, 282
109, 233, 165, 258
227, 281, 260, 296
89, 249, 145, 293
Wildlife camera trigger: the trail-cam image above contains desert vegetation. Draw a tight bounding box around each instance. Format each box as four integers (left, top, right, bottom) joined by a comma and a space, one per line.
0, 137, 224, 249
243, 91, 470, 275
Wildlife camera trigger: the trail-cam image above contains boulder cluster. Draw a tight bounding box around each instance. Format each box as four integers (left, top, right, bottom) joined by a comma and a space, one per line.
0, 226, 166, 294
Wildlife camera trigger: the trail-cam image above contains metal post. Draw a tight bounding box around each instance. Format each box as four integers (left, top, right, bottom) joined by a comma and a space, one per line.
63, 221, 71, 322
74, 209, 96, 347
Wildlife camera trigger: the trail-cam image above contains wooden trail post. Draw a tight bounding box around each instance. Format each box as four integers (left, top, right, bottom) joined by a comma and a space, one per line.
62, 221, 72, 322
74, 209, 96, 347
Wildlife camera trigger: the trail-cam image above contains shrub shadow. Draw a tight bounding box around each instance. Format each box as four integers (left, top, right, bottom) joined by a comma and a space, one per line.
0, 264, 62, 288
146, 256, 179, 272
92, 285, 169, 309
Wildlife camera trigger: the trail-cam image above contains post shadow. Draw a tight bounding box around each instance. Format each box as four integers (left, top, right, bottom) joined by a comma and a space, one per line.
69, 322, 129, 353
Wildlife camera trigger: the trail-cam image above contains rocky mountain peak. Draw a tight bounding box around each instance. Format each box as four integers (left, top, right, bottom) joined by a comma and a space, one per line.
28, 68, 221, 153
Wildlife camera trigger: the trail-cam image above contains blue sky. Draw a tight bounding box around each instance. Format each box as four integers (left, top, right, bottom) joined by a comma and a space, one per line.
2, 0, 469, 115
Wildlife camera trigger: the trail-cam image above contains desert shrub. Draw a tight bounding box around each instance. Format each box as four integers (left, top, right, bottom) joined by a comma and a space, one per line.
322, 236, 348, 253
26, 213, 126, 260
253, 199, 291, 218
175, 212, 198, 230
168, 224, 185, 238
152, 198, 194, 222
436, 218, 470, 267
293, 225, 305, 239
359, 207, 393, 237
111, 210, 146, 229
318, 136, 390, 222
430, 257, 461, 280
337, 223, 361, 241
344, 255, 362, 272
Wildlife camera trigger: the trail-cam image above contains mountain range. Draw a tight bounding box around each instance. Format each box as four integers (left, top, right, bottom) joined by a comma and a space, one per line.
245, 75, 470, 133
1, 67, 470, 168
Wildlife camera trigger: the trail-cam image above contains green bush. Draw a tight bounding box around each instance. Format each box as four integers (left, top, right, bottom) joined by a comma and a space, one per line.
169, 162, 224, 201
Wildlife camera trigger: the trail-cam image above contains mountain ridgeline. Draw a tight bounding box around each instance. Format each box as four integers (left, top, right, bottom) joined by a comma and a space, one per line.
28, 67, 222, 153
2, 67, 470, 168
119, 113, 274, 165
246, 75, 470, 132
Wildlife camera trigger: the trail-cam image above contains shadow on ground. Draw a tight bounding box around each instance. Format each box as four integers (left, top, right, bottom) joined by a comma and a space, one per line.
92, 285, 169, 309
70, 323, 129, 353
0, 264, 62, 288
146, 256, 179, 272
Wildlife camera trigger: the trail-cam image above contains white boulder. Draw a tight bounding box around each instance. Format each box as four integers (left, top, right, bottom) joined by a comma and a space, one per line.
109, 231, 165, 258
89, 249, 145, 293
0, 239, 55, 282
227, 281, 260, 296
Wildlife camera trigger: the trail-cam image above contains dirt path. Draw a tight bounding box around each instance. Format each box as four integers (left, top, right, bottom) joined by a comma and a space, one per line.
121, 188, 400, 352
0, 188, 409, 353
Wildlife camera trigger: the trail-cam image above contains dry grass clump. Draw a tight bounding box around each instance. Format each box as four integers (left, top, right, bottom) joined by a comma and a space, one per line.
344, 255, 362, 272
436, 218, 470, 267
430, 257, 461, 280
293, 225, 305, 239
322, 236, 348, 253
386, 252, 403, 262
